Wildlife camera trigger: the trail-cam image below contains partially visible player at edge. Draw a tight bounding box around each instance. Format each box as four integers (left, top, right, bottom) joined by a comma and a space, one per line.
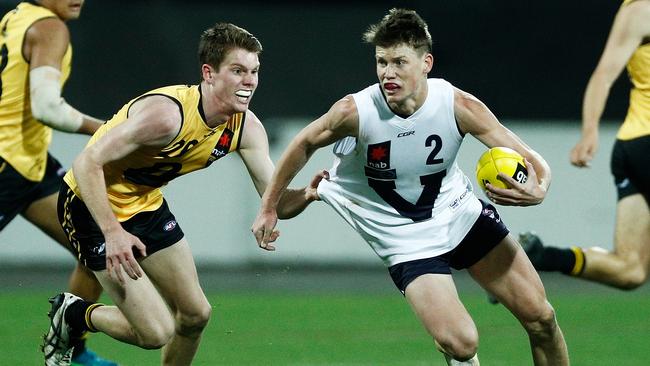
520, 0, 650, 290
252, 8, 569, 366
0, 1, 113, 365
41, 22, 323, 366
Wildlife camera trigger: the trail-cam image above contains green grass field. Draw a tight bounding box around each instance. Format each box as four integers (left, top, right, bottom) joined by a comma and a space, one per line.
2, 286, 649, 365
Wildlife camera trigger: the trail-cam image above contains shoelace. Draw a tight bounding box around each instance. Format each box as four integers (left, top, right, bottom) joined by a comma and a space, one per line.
42, 302, 68, 359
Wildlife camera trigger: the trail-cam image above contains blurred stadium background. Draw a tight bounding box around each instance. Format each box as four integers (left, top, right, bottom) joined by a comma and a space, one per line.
1, 1, 648, 365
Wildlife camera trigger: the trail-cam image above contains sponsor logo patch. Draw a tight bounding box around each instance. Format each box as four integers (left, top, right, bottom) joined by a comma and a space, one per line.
366, 141, 391, 170
163, 220, 177, 232
207, 128, 235, 166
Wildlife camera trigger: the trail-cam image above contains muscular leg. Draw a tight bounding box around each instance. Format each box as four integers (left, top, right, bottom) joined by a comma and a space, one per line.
21, 192, 102, 301
404, 274, 479, 362
91, 266, 176, 348
141, 238, 212, 366
469, 235, 569, 366
580, 194, 650, 289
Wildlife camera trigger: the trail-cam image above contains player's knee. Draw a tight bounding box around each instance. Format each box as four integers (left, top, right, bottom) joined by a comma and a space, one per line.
521, 301, 558, 340
137, 320, 175, 349
176, 302, 212, 336
131, 310, 176, 349
435, 329, 479, 361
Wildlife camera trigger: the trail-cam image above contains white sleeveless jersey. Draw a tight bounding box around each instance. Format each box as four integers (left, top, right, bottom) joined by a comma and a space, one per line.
317, 78, 482, 266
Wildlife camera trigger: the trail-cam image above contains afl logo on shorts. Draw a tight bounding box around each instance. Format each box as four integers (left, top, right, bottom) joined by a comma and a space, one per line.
163, 220, 177, 232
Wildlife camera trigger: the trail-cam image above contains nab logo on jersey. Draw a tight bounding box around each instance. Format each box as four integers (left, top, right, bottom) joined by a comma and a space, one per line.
366, 141, 391, 169
397, 131, 414, 138
207, 129, 235, 166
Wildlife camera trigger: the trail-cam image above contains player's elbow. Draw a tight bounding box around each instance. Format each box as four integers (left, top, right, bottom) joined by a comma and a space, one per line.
31, 96, 82, 132
31, 97, 60, 126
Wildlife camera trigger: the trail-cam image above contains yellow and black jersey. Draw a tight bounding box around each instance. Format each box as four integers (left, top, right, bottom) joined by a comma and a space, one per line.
0, 2, 72, 181
64, 85, 245, 221
619, 0, 650, 140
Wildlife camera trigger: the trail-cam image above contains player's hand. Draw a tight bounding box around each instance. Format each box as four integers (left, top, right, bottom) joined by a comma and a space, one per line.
104, 228, 147, 284
485, 159, 545, 206
570, 131, 598, 168
305, 170, 329, 202
251, 209, 280, 251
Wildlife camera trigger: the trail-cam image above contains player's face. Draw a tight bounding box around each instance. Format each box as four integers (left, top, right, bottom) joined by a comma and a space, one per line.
208, 48, 260, 114
375, 44, 432, 110
41, 0, 85, 21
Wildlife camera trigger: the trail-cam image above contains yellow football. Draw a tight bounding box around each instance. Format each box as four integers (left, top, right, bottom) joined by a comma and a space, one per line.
476, 147, 528, 190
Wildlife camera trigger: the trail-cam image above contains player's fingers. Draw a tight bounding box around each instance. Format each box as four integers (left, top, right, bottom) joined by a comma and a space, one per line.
126, 254, 142, 278
268, 230, 280, 243
523, 159, 536, 179
496, 172, 519, 188
106, 257, 114, 281
114, 257, 125, 284
252, 226, 263, 245
135, 240, 147, 257
261, 226, 273, 246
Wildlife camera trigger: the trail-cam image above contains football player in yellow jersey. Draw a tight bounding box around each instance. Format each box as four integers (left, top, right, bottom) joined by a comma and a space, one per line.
42, 23, 324, 365
0, 1, 114, 365
521, 0, 650, 290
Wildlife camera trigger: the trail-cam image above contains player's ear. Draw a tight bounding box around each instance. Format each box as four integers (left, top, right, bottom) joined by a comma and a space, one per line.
424, 53, 433, 74
201, 64, 214, 84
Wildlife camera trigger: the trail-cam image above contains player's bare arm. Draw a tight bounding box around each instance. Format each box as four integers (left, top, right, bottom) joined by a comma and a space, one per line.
237, 111, 326, 223
25, 17, 103, 135
73, 96, 181, 283
454, 88, 551, 206
574, 1, 650, 167
251, 96, 359, 249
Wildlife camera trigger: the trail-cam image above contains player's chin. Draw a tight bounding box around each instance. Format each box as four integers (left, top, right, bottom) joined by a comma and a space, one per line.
233, 100, 251, 111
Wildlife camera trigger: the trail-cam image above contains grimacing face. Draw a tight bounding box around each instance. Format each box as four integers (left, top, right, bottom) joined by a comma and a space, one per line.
41, 0, 85, 21
207, 48, 260, 114
375, 43, 432, 111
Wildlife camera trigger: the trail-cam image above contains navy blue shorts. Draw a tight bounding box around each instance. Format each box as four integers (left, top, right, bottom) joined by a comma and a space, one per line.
0, 153, 65, 231
389, 200, 509, 294
611, 136, 650, 205
57, 183, 185, 271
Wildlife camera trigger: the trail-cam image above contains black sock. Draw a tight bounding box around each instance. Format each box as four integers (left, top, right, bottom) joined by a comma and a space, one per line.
71, 336, 87, 358
537, 246, 586, 275
64, 299, 103, 334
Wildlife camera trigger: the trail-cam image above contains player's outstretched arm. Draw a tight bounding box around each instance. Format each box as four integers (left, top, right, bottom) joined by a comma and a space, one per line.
573, 2, 650, 167
251, 96, 358, 250
237, 111, 324, 222
25, 17, 103, 135
73, 96, 181, 283
454, 87, 551, 206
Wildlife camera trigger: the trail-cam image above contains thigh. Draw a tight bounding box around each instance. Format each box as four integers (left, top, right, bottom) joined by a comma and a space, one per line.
22, 192, 71, 248
94, 266, 173, 334
404, 274, 475, 338
468, 235, 548, 322
615, 194, 650, 268
140, 238, 209, 315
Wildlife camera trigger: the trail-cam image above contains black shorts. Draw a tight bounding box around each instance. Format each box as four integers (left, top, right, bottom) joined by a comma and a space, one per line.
389, 200, 509, 294
611, 136, 650, 205
57, 183, 185, 271
0, 153, 65, 231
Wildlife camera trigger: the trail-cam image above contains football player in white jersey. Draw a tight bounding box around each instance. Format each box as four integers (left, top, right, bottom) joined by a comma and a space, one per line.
252, 8, 569, 366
